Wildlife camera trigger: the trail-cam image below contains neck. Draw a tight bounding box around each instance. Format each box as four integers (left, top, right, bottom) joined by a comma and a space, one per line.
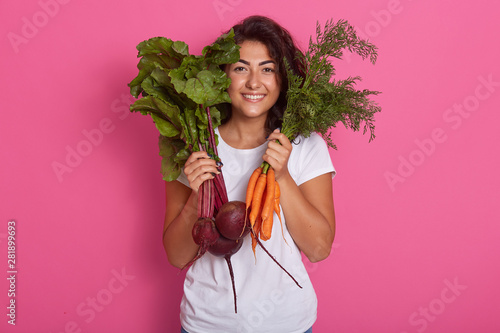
218, 115, 269, 149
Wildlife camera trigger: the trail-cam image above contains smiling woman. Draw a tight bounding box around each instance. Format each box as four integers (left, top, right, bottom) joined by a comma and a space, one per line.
219, 16, 305, 140
220, 41, 281, 148
162, 15, 336, 333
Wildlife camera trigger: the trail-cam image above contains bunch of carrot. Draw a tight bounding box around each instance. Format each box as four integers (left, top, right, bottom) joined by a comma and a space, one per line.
245, 162, 285, 254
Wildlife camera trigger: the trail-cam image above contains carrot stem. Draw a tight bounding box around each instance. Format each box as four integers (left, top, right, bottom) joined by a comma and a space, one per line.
261, 161, 270, 174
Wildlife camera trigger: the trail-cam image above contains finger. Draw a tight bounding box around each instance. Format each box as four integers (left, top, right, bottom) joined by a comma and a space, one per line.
187, 166, 219, 192
267, 139, 290, 153
267, 132, 292, 149
191, 171, 217, 190
264, 141, 288, 162
185, 161, 219, 180
262, 154, 288, 181
184, 154, 217, 173
263, 151, 285, 170
267, 141, 292, 165
185, 151, 210, 166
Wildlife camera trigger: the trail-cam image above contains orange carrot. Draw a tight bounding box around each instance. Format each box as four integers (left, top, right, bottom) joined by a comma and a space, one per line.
260, 168, 275, 222
251, 234, 256, 259
243, 166, 263, 238
273, 181, 288, 245
249, 173, 267, 228
274, 197, 281, 226
260, 221, 271, 241
251, 215, 262, 257
251, 190, 266, 257
245, 166, 263, 211
260, 168, 275, 240
274, 179, 280, 200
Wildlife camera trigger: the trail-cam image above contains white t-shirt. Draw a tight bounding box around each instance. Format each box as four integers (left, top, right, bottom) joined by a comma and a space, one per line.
177, 128, 335, 333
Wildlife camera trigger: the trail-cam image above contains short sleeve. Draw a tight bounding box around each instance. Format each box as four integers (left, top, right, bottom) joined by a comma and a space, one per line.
289, 132, 336, 186
175, 168, 190, 188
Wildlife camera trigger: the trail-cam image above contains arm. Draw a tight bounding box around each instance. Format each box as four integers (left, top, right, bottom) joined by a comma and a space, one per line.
162, 151, 220, 268
263, 130, 336, 263
277, 173, 335, 263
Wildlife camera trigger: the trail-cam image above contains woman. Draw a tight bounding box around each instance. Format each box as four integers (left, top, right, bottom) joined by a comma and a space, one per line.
163, 15, 336, 333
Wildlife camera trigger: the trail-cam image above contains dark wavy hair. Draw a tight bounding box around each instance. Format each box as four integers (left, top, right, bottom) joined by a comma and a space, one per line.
221, 15, 306, 132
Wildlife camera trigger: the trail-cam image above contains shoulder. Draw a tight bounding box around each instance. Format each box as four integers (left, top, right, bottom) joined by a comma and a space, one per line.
292, 131, 327, 146
288, 132, 335, 185
290, 132, 330, 159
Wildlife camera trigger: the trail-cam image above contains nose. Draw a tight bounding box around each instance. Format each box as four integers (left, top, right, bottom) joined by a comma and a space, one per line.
245, 71, 261, 89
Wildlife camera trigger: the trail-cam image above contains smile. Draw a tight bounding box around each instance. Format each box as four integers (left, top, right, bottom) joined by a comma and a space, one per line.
242, 94, 265, 100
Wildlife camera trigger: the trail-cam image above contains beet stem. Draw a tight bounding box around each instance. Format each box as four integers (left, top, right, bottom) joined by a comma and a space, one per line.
251, 229, 302, 289
213, 189, 223, 216
208, 179, 214, 217
181, 247, 206, 271
205, 106, 228, 205
206, 107, 218, 156
225, 256, 238, 313
197, 182, 203, 218
214, 173, 228, 204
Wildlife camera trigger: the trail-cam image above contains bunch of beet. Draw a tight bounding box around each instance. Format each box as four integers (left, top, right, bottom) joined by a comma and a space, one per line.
185, 200, 249, 313
186, 197, 302, 313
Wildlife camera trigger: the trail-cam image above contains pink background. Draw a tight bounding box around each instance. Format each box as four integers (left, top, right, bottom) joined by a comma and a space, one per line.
1, 0, 499, 332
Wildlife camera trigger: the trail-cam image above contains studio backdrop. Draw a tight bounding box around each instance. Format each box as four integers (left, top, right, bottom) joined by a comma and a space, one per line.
1, 0, 499, 332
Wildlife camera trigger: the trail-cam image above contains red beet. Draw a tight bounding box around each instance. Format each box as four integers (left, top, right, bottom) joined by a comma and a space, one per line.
182, 218, 220, 270
215, 201, 249, 240
208, 235, 243, 257
208, 236, 244, 313
192, 217, 219, 246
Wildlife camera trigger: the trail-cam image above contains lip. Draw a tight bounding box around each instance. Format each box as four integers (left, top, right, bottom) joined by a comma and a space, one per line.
242, 93, 266, 101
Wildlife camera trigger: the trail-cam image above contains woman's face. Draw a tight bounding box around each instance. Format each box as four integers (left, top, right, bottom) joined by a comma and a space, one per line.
225, 40, 281, 122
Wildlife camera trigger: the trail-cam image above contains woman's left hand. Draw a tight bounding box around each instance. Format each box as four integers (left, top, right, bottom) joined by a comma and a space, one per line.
263, 128, 292, 181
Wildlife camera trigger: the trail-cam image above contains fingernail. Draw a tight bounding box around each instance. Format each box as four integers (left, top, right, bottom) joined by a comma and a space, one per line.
216, 167, 222, 172
211, 172, 216, 177
216, 161, 223, 167
207, 154, 213, 158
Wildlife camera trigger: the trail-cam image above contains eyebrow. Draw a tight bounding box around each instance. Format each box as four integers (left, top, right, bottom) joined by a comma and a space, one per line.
238, 59, 276, 66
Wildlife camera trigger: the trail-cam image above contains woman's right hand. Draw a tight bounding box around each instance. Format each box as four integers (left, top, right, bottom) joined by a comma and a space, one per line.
183, 151, 220, 193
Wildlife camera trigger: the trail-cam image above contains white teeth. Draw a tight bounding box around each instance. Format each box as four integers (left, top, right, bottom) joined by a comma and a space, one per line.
243, 94, 265, 100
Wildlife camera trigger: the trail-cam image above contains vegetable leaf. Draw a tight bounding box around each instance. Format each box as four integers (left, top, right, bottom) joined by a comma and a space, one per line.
151, 114, 180, 137
202, 29, 240, 66
128, 30, 239, 180
281, 19, 381, 149
128, 38, 189, 98
159, 136, 185, 181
